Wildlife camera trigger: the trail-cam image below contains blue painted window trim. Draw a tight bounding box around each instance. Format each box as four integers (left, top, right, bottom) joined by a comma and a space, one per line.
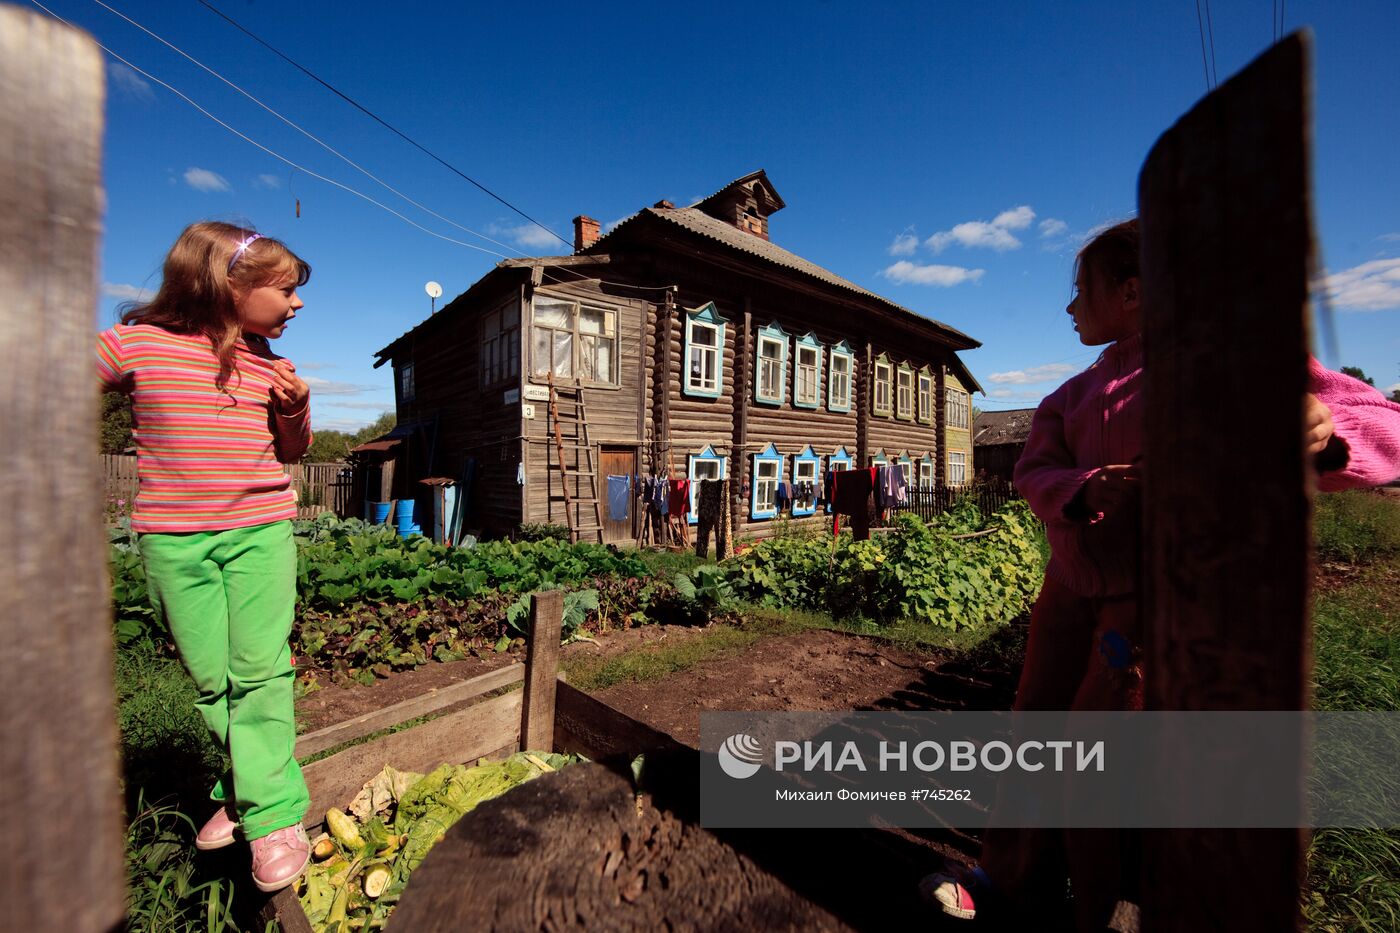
918, 455, 934, 488
753, 322, 789, 407
828, 341, 854, 413
871, 449, 889, 468
750, 442, 783, 519
686, 445, 727, 525
791, 445, 821, 516
683, 302, 725, 399
792, 334, 823, 410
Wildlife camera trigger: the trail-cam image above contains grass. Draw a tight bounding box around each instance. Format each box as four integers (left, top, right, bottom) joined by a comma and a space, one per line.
1314, 489, 1400, 564
1304, 551, 1400, 932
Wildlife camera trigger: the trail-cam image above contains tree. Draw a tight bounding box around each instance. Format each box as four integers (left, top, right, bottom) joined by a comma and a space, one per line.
100, 391, 133, 454
301, 411, 396, 463
1340, 366, 1375, 387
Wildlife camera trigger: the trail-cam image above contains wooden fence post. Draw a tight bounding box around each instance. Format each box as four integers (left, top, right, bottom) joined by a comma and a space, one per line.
0, 8, 124, 932
521, 590, 563, 751
1138, 33, 1313, 932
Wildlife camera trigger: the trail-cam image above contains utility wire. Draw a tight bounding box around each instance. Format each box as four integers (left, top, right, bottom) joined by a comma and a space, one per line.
89, 0, 524, 258
27, 0, 514, 260
1194, 0, 1214, 91
196, 0, 572, 250
1203, 0, 1219, 88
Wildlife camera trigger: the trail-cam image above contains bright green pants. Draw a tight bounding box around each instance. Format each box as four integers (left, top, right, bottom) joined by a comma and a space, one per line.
140, 520, 308, 840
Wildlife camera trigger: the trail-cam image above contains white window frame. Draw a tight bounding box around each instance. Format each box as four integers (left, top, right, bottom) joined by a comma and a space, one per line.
794, 343, 820, 407
530, 298, 618, 385
897, 459, 912, 486
896, 365, 914, 420
576, 305, 618, 384
754, 457, 780, 516
685, 312, 724, 398
873, 357, 892, 417
946, 387, 970, 430
755, 328, 787, 405
828, 348, 853, 412
919, 459, 934, 488
481, 300, 520, 386
792, 450, 820, 516
947, 450, 968, 486
917, 371, 933, 425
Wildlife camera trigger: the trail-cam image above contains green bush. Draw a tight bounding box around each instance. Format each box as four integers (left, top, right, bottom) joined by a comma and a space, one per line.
1314, 490, 1400, 564
724, 500, 1043, 630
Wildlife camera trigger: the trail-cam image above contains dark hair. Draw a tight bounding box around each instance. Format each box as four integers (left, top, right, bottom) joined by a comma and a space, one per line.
121, 221, 311, 390
1074, 218, 1139, 295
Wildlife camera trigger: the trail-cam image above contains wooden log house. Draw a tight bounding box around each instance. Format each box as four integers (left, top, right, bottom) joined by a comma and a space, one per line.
371, 171, 982, 544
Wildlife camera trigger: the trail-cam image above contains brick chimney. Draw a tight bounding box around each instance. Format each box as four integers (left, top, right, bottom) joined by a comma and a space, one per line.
573, 215, 601, 253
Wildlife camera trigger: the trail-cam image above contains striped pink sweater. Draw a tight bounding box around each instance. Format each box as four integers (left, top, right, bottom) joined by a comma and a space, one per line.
97, 324, 313, 533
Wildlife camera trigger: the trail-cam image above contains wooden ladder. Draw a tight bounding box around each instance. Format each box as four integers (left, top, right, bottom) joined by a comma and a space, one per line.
547, 373, 604, 544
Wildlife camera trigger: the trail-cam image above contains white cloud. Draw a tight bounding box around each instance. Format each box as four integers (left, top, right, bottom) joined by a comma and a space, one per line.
987, 363, 1079, 385
987, 388, 1045, 400
881, 261, 985, 287
992, 206, 1035, 230
602, 214, 633, 235
1318, 258, 1400, 311
1039, 218, 1068, 238
926, 206, 1034, 253
302, 375, 380, 396
108, 63, 153, 101
252, 174, 281, 189
488, 221, 563, 250
313, 417, 382, 432
888, 231, 919, 256
183, 167, 230, 193
322, 400, 397, 410
102, 282, 151, 302
1386, 382, 1400, 397
1378, 233, 1400, 243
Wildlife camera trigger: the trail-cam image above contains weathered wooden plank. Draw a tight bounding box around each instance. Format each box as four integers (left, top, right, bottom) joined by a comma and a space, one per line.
0, 10, 124, 933
1138, 33, 1312, 933
553, 681, 690, 761
521, 591, 563, 750
301, 690, 522, 826
295, 663, 525, 759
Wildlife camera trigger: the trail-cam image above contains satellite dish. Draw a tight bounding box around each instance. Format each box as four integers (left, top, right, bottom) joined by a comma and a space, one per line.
425, 281, 443, 299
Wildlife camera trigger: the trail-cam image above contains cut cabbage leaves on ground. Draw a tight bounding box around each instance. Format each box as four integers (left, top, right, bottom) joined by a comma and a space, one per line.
299, 752, 580, 932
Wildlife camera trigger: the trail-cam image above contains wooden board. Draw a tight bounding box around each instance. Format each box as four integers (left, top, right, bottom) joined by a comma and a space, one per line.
1138, 32, 1312, 933
0, 9, 125, 933
300, 689, 523, 827
295, 662, 524, 759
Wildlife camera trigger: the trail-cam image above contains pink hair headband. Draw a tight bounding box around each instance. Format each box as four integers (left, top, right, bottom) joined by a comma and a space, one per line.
227, 233, 263, 273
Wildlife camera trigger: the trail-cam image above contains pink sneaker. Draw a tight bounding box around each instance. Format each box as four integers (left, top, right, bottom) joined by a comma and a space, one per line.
194, 806, 239, 851
249, 823, 311, 893
918, 864, 990, 921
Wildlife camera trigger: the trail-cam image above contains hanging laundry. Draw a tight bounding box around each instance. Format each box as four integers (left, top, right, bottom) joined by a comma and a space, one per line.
879, 465, 909, 508
695, 478, 727, 558
652, 476, 669, 516
607, 474, 631, 521
667, 478, 691, 516
831, 467, 876, 540
775, 481, 791, 512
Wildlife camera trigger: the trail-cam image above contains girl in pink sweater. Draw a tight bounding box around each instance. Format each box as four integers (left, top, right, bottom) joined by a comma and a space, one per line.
923, 219, 1400, 928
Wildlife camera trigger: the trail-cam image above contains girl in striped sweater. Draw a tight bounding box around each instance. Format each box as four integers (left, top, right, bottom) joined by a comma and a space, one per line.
98, 221, 314, 892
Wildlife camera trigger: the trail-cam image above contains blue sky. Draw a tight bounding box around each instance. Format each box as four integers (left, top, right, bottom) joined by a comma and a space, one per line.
51, 0, 1400, 430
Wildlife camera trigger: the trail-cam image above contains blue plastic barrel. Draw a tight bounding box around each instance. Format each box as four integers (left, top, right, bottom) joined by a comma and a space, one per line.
372, 501, 391, 523
395, 499, 416, 537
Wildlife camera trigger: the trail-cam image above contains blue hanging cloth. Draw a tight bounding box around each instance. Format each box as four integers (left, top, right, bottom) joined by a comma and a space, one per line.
607, 474, 631, 521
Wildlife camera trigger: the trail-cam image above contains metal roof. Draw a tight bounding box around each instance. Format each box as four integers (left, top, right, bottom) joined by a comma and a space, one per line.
973, 408, 1038, 446
591, 206, 980, 352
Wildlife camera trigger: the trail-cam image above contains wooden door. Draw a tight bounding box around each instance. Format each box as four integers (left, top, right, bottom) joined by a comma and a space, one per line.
599, 447, 637, 545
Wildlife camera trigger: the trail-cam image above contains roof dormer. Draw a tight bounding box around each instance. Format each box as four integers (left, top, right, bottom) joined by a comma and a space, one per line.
692, 170, 786, 240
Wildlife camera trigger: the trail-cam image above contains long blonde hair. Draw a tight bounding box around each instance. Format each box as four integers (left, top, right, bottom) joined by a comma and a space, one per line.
121, 221, 311, 390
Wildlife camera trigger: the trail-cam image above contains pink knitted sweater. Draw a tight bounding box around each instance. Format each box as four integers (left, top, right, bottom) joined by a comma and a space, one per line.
1014, 334, 1400, 597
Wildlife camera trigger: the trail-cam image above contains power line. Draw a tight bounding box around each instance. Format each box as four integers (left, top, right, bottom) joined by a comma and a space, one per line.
88, 0, 523, 259
27, 0, 514, 260
1194, 0, 1214, 91
196, 0, 572, 250
1203, 0, 1219, 88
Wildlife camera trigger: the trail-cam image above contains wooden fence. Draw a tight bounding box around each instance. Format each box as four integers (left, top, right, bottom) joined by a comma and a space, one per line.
102, 455, 353, 520
890, 480, 1020, 522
